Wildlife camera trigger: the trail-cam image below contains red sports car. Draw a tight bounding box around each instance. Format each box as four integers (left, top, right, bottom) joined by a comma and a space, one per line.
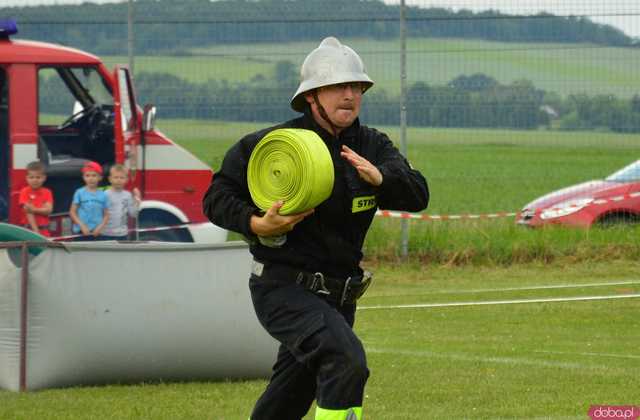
517, 160, 640, 227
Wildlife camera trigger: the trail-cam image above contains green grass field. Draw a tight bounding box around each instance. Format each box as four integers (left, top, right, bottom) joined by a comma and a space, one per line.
39, 113, 640, 260
165, 119, 640, 261
1, 262, 638, 419
3, 118, 638, 417
103, 55, 274, 85
165, 119, 640, 215
106, 37, 640, 97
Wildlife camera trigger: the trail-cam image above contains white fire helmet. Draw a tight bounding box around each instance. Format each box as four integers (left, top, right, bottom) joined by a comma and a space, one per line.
290, 37, 374, 112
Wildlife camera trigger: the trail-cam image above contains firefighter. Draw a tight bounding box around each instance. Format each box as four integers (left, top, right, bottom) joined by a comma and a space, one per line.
203, 37, 429, 420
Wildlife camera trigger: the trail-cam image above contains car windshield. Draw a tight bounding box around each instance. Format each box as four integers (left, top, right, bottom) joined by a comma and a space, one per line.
606, 160, 640, 182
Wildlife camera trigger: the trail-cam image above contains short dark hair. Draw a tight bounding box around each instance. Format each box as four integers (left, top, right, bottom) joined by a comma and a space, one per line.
26, 161, 46, 174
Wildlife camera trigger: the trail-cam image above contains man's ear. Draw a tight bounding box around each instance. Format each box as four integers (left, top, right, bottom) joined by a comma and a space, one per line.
304, 91, 315, 105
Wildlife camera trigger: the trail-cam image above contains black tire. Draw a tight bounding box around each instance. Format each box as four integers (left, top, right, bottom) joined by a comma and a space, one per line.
597, 213, 639, 227
137, 209, 193, 242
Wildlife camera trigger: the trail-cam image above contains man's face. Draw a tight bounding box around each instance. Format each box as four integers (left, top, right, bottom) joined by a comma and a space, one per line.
306, 82, 364, 131
26, 171, 46, 189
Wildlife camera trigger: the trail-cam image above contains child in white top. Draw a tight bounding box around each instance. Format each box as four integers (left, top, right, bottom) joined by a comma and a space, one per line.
102, 164, 141, 240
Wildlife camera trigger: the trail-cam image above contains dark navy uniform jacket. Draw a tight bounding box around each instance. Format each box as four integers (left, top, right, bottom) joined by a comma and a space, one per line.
203, 111, 429, 278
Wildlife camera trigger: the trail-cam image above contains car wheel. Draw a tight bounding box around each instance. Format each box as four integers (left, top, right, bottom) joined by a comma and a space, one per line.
596, 212, 639, 227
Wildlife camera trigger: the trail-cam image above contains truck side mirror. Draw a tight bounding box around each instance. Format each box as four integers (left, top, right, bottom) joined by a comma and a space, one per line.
142, 104, 156, 132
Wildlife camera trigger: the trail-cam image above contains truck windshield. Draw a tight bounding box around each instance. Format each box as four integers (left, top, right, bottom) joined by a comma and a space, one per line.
39, 66, 113, 126
69, 67, 112, 106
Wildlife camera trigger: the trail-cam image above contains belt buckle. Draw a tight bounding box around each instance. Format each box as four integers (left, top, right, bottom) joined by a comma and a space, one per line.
313, 272, 330, 296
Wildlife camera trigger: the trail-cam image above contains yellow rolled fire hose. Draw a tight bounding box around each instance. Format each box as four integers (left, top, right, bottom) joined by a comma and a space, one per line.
247, 128, 334, 216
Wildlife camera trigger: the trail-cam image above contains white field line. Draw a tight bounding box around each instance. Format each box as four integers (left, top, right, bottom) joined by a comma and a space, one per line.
410, 280, 640, 295
534, 350, 640, 360
358, 293, 640, 310
367, 348, 596, 370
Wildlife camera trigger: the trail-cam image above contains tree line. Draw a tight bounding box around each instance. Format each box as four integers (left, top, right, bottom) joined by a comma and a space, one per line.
125, 66, 640, 132
6, 0, 635, 56
36, 62, 640, 132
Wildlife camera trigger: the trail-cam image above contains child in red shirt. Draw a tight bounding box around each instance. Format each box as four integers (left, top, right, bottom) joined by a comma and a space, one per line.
18, 161, 54, 237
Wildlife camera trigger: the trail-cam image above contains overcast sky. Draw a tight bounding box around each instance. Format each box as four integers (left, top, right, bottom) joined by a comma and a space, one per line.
1, 0, 638, 37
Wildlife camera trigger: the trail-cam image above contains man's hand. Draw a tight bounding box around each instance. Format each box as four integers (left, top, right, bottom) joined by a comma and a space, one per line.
340, 145, 383, 186
250, 201, 314, 237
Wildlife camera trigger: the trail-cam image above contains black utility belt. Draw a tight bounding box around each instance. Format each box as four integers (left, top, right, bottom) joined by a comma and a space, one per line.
255, 260, 372, 306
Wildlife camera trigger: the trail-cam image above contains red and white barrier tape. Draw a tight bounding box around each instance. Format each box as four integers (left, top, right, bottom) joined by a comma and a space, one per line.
49, 191, 640, 240
51, 222, 209, 241
52, 210, 514, 240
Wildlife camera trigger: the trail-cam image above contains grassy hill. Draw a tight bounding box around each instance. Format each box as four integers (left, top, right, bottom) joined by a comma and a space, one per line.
103, 37, 640, 98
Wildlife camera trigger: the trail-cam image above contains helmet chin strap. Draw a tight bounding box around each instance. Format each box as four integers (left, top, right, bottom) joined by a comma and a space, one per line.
312, 90, 339, 138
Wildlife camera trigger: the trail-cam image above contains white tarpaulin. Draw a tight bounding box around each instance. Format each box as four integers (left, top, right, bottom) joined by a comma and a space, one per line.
0, 241, 277, 391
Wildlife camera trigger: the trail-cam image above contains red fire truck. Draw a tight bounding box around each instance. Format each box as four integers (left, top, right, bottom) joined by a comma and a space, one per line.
0, 20, 226, 242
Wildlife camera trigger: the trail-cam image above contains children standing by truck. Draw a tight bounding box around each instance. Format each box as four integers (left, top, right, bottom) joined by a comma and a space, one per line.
2, 19, 227, 243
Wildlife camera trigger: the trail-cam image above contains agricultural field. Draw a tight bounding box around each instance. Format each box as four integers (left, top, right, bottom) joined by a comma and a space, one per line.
168, 120, 640, 262
1, 262, 638, 419
105, 37, 640, 97
103, 55, 274, 85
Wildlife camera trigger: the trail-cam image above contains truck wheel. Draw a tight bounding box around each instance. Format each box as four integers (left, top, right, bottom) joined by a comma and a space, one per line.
137, 209, 193, 242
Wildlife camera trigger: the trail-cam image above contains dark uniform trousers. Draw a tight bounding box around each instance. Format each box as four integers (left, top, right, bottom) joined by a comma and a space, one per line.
249, 270, 369, 420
